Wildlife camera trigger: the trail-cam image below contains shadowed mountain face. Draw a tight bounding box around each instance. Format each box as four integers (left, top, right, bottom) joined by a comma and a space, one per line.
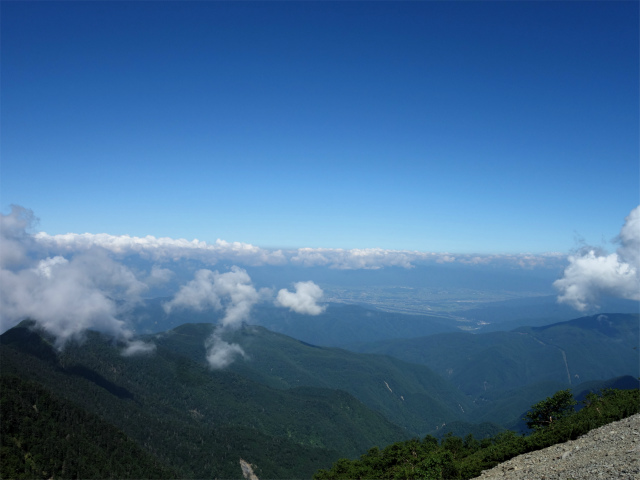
1, 375, 178, 480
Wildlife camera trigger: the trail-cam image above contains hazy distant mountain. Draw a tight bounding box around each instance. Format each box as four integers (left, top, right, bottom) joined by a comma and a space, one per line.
130, 295, 640, 352
131, 299, 460, 346
351, 313, 639, 425
461, 296, 640, 332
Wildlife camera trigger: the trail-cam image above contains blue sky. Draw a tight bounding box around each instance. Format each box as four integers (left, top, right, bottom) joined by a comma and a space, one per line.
2, 1, 638, 254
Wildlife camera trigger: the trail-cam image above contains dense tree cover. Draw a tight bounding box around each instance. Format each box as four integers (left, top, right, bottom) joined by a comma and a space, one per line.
523, 389, 577, 430
0, 323, 400, 478
156, 322, 472, 436
426, 420, 504, 441
313, 388, 640, 479
0, 375, 177, 480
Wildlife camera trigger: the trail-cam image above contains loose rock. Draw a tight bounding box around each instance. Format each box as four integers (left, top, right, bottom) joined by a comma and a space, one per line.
476, 414, 640, 480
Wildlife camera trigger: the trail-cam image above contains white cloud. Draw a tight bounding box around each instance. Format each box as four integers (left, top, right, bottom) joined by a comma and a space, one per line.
276, 281, 326, 315
163, 268, 327, 368
36, 255, 69, 278
121, 340, 156, 357
147, 264, 174, 284
0, 251, 145, 348
617, 205, 640, 269
162, 266, 261, 369
290, 247, 421, 269
205, 333, 246, 369
162, 266, 260, 328
163, 269, 224, 314
554, 206, 640, 311
35, 232, 287, 266
0, 205, 40, 268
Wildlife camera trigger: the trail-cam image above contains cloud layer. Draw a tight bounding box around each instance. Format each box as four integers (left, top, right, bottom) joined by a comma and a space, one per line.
35, 231, 564, 270
554, 206, 640, 311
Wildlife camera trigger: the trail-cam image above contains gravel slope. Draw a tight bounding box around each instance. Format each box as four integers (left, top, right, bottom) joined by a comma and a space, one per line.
476, 414, 640, 480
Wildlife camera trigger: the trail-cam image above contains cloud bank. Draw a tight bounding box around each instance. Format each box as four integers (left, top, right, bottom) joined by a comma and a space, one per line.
276, 281, 326, 315
0, 206, 154, 352
34, 231, 563, 270
35, 232, 288, 266
554, 206, 640, 311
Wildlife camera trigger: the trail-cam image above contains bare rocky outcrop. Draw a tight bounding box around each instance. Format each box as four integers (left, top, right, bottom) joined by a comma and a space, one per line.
476, 414, 640, 480
240, 458, 259, 480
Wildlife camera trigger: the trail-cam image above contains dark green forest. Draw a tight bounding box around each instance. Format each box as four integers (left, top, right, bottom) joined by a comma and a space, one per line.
1, 313, 638, 479
1, 375, 177, 480
0, 322, 396, 479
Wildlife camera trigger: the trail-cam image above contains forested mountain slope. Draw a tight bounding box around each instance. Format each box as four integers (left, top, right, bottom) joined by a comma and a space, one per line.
1, 375, 178, 480
153, 323, 471, 435
0, 322, 406, 479
313, 388, 640, 480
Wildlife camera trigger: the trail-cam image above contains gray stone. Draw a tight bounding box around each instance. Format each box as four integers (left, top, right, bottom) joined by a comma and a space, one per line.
475, 414, 640, 480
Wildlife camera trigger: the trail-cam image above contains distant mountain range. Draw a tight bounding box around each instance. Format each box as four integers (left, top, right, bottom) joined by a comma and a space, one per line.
1, 311, 638, 478
351, 313, 639, 428
130, 299, 461, 345
130, 295, 640, 346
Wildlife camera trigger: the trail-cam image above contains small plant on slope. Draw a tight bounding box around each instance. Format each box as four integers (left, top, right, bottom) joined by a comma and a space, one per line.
523, 389, 577, 431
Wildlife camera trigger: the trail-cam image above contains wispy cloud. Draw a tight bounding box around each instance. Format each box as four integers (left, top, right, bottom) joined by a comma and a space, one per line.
276, 281, 326, 315
121, 340, 156, 357
205, 333, 247, 369
163, 267, 263, 328
161, 269, 329, 367
162, 266, 264, 369
0, 205, 40, 268
554, 206, 640, 311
